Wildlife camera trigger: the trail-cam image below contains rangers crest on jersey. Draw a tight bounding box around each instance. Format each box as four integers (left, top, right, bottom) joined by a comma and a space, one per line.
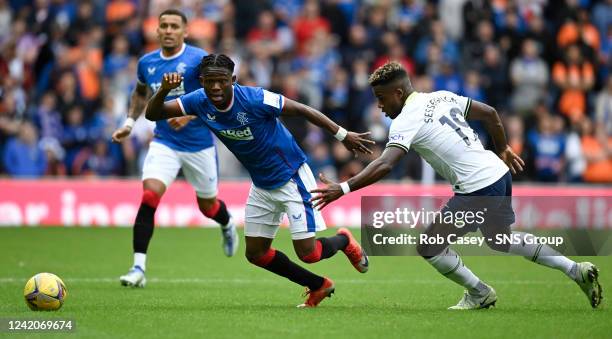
237, 112, 249, 125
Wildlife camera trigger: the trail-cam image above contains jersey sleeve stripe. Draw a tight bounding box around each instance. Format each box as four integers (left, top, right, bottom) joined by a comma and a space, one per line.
177, 98, 187, 115
463, 98, 472, 119
386, 143, 409, 153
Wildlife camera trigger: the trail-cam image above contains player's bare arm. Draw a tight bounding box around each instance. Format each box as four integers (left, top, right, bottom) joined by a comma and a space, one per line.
467, 100, 525, 174
145, 72, 185, 121
310, 146, 405, 210
111, 82, 149, 143
281, 98, 375, 155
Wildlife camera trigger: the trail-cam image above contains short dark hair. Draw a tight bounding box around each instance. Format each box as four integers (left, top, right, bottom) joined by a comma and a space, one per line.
368, 61, 409, 87
199, 54, 235, 75
159, 9, 188, 25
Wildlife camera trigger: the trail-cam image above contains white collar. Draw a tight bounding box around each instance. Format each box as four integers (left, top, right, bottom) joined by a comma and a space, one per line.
160, 43, 186, 60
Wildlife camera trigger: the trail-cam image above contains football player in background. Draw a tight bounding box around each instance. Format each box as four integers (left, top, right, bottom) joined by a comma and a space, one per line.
111, 9, 238, 288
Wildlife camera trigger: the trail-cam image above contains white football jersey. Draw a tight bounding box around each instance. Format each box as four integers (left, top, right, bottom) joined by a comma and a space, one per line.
386, 91, 508, 193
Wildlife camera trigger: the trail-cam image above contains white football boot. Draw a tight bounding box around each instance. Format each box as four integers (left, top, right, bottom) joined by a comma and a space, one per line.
221, 220, 239, 257
574, 262, 603, 308
119, 266, 146, 287
448, 285, 497, 310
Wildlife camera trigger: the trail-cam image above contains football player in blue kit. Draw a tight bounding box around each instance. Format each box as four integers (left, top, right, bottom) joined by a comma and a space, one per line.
111, 10, 238, 288
145, 54, 373, 308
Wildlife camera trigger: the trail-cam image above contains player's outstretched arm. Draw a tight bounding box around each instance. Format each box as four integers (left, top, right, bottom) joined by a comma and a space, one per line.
310, 146, 405, 210
467, 100, 525, 174
145, 72, 185, 121
112, 82, 149, 143
281, 98, 375, 155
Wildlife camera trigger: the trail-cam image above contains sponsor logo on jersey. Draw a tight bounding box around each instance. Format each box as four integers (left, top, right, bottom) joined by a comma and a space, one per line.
206, 113, 216, 121
147, 67, 156, 75
389, 134, 405, 141
219, 126, 254, 140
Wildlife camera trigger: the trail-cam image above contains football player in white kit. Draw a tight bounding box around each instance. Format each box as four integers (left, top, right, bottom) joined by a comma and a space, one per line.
311, 61, 602, 310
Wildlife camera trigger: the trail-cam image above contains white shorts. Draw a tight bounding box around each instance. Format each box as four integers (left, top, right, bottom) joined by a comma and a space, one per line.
142, 141, 218, 198
244, 163, 326, 240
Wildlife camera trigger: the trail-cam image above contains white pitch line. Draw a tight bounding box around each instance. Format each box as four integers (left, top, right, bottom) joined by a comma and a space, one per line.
0, 277, 572, 285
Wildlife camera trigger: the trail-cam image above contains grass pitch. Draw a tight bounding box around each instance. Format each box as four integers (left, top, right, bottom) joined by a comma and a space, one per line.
0, 228, 610, 338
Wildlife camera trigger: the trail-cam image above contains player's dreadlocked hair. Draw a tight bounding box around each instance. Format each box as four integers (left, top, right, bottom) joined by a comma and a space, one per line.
159, 9, 188, 24
368, 61, 409, 87
199, 54, 235, 75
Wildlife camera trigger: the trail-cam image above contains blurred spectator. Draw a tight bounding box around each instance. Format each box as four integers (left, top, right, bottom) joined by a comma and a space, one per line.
462, 20, 495, 71
565, 122, 586, 182
526, 114, 566, 182
462, 0, 493, 40
33, 91, 63, 140
595, 75, 612, 136
61, 105, 91, 173
103, 35, 130, 79
3, 121, 47, 177
72, 139, 119, 176
40, 137, 66, 176
552, 45, 594, 123
524, 14, 554, 64
433, 62, 462, 94
307, 143, 335, 181
341, 24, 375, 68
580, 118, 612, 183
510, 39, 549, 113
556, 9, 600, 60
293, 0, 330, 55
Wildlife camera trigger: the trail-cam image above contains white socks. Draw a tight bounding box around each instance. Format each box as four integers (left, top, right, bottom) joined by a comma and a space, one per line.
507, 232, 576, 279
426, 248, 486, 296
134, 252, 147, 271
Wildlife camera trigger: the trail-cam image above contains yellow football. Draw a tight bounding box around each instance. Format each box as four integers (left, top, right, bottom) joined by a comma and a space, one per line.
23, 273, 68, 311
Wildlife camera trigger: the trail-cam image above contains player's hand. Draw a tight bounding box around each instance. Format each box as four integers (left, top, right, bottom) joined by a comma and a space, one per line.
342, 131, 375, 157
161, 72, 183, 91
309, 173, 343, 210
111, 126, 132, 143
499, 145, 525, 174
168, 115, 197, 131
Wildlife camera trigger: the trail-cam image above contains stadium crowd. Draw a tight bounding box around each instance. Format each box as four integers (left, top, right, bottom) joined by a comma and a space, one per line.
0, 0, 610, 183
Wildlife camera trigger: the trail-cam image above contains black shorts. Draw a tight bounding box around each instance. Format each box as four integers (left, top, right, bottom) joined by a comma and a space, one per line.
441, 171, 515, 232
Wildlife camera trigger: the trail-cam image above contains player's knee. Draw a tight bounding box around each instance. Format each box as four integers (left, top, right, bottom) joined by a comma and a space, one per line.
297, 247, 320, 264
246, 248, 276, 267
141, 189, 161, 208
198, 197, 218, 216
294, 240, 321, 264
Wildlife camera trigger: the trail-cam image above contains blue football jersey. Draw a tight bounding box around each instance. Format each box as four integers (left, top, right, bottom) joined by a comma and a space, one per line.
178, 84, 307, 189
137, 44, 214, 151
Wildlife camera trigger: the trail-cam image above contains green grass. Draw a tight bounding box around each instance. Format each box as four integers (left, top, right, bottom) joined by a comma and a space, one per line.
0, 228, 610, 338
